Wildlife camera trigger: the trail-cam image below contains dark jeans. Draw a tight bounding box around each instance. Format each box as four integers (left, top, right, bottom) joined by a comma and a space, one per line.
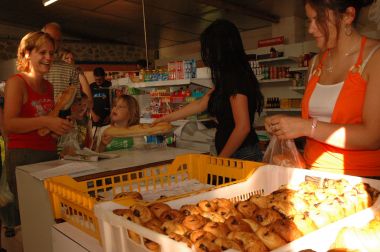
3, 148, 57, 227
230, 143, 263, 162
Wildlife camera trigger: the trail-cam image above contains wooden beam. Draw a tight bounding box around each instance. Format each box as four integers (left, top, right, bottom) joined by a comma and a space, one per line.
196, 0, 279, 23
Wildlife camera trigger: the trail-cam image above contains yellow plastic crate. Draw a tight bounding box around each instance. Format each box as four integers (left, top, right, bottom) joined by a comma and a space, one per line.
44, 154, 263, 241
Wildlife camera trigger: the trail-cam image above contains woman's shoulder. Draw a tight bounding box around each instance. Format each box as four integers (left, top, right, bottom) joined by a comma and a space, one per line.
6, 74, 25, 89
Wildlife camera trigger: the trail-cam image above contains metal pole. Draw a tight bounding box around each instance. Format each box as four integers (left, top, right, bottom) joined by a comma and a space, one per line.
142, 0, 149, 69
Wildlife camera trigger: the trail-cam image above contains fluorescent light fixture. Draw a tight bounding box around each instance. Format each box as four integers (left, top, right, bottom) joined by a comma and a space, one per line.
43, 0, 59, 6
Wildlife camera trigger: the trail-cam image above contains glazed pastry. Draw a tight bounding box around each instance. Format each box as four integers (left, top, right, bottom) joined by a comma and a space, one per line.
214, 237, 243, 251
130, 204, 153, 223
307, 209, 332, 228
268, 219, 303, 242
317, 200, 345, 222
161, 220, 188, 236
202, 222, 229, 238
168, 233, 192, 248
194, 238, 222, 252
189, 230, 216, 243
113, 191, 143, 200
241, 218, 261, 232
200, 212, 225, 223
120, 208, 141, 224
255, 226, 287, 250
211, 198, 234, 209
159, 209, 184, 223
144, 238, 160, 252
182, 214, 208, 231
198, 200, 218, 212
228, 231, 268, 252
149, 202, 171, 219
112, 208, 129, 216
253, 208, 282, 226
292, 213, 317, 235
270, 188, 297, 202
268, 200, 297, 218
179, 204, 202, 216
216, 206, 243, 220
224, 216, 252, 232
236, 201, 258, 218
249, 194, 271, 209
144, 219, 164, 234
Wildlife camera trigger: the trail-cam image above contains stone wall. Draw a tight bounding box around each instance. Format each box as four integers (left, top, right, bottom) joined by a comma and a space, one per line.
0, 38, 146, 62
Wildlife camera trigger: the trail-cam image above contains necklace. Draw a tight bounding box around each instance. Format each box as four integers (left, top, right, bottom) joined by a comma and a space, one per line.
325, 41, 359, 73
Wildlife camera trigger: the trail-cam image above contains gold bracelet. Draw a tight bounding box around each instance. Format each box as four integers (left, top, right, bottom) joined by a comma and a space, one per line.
311, 118, 318, 138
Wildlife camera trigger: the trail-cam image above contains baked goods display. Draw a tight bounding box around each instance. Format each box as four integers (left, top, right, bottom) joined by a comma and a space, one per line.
328, 213, 380, 252
38, 85, 77, 136
103, 122, 173, 137
112, 178, 379, 252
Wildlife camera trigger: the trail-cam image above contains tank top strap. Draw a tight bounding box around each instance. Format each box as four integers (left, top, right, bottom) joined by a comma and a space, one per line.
311, 50, 329, 77
354, 36, 367, 67
15, 73, 32, 92
359, 43, 380, 74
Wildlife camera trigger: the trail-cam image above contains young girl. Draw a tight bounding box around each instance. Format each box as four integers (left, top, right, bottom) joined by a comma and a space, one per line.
97, 94, 140, 152
3, 31, 73, 236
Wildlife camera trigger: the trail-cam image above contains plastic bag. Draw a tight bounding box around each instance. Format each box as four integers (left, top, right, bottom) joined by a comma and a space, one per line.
263, 135, 306, 168
58, 127, 81, 157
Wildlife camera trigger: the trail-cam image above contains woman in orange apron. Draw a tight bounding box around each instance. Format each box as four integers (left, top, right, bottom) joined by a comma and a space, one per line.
265, 0, 380, 177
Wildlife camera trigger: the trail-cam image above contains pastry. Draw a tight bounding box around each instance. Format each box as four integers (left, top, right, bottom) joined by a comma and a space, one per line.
268, 200, 297, 218
104, 122, 173, 137
249, 194, 271, 209
198, 200, 218, 212
216, 206, 242, 220
161, 220, 188, 236
200, 212, 225, 223
307, 208, 332, 228
225, 216, 252, 232
255, 226, 287, 250
149, 202, 172, 219
168, 233, 192, 248
202, 222, 229, 238
144, 219, 164, 234
38, 85, 76, 136
292, 213, 317, 235
179, 204, 202, 216
112, 208, 129, 216
253, 208, 283, 226
236, 201, 258, 218
113, 191, 143, 201
144, 238, 161, 252
211, 198, 234, 209
182, 214, 208, 231
159, 209, 184, 223
194, 238, 222, 252
241, 218, 261, 232
189, 230, 216, 243
268, 219, 303, 242
228, 231, 268, 252
130, 204, 153, 223
214, 238, 243, 251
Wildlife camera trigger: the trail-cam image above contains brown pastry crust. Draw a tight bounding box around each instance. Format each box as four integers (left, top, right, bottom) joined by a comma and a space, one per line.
182, 214, 208, 231
216, 207, 243, 220
104, 122, 173, 137
225, 216, 252, 232
202, 222, 229, 238
249, 194, 271, 209
253, 208, 283, 226
161, 220, 188, 236
113, 191, 143, 200
194, 238, 222, 252
144, 219, 164, 234
159, 209, 184, 223
130, 204, 153, 223
214, 238, 243, 251
179, 204, 202, 216
168, 233, 192, 248
211, 198, 234, 209
255, 226, 287, 250
292, 213, 317, 235
236, 201, 258, 218
189, 230, 216, 243
228, 231, 268, 252
149, 202, 172, 219
200, 212, 225, 223
268, 219, 303, 242
198, 200, 218, 212
144, 239, 161, 252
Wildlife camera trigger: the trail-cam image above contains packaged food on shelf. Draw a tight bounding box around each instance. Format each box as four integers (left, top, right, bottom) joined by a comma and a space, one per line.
94, 165, 380, 252
44, 154, 262, 241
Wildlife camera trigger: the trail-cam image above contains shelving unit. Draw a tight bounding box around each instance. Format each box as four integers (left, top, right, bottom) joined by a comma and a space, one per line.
259, 78, 293, 84
289, 86, 305, 93
257, 56, 298, 63
289, 66, 308, 72
263, 108, 301, 112
111, 77, 213, 88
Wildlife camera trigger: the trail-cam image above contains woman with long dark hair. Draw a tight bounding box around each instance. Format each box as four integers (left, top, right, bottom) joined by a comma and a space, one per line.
154, 19, 264, 161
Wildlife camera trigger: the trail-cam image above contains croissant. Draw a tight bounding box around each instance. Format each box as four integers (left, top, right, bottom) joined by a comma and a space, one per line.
38, 85, 76, 136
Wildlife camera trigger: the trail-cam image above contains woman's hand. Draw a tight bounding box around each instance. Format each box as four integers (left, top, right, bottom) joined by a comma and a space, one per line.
101, 134, 113, 146
151, 115, 169, 127
46, 116, 74, 136
265, 114, 310, 140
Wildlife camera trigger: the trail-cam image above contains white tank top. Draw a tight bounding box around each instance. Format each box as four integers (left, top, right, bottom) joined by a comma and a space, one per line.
309, 81, 344, 122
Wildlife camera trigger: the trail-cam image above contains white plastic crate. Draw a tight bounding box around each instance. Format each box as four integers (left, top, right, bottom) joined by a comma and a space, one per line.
94, 165, 380, 252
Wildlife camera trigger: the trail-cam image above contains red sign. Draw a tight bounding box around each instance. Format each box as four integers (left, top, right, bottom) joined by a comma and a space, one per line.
258, 36, 285, 47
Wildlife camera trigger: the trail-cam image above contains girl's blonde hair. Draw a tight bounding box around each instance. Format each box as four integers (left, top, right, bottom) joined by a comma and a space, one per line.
17, 31, 55, 72
117, 94, 140, 126
59, 48, 74, 63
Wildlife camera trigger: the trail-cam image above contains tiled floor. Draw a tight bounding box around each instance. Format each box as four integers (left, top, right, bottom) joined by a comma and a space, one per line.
0, 226, 23, 252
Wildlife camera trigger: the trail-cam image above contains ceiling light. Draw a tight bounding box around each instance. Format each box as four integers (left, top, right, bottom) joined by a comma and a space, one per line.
43, 0, 59, 7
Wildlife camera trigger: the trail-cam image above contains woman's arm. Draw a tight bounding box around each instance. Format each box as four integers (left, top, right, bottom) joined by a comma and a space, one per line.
218, 94, 251, 157
78, 72, 93, 108
152, 88, 213, 124
3, 76, 73, 135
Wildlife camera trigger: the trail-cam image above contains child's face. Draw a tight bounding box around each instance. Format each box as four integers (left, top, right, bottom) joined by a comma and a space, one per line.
111, 99, 129, 124
71, 98, 88, 120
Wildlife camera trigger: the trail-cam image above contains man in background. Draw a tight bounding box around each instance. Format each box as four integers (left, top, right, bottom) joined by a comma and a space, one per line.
90, 67, 112, 127
43, 22, 92, 101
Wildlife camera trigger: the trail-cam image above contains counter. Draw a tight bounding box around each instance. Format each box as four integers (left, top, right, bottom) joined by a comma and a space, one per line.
16, 147, 201, 252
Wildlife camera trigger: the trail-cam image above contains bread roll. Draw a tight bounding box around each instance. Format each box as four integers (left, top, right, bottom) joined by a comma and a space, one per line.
104, 122, 173, 137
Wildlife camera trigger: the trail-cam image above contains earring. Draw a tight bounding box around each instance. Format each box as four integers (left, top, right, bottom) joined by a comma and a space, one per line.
344, 24, 352, 36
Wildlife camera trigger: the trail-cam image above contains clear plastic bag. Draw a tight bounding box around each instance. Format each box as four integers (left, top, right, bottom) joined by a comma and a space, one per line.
263, 135, 306, 168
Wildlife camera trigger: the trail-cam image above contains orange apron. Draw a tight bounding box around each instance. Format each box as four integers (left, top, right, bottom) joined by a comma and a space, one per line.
301, 37, 380, 176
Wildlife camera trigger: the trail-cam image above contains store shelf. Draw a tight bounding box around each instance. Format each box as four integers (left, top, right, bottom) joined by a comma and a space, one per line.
263, 108, 301, 112
257, 56, 298, 63
112, 78, 213, 89
289, 86, 305, 93
259, 78, 293, 84
289, 66, 308, 72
